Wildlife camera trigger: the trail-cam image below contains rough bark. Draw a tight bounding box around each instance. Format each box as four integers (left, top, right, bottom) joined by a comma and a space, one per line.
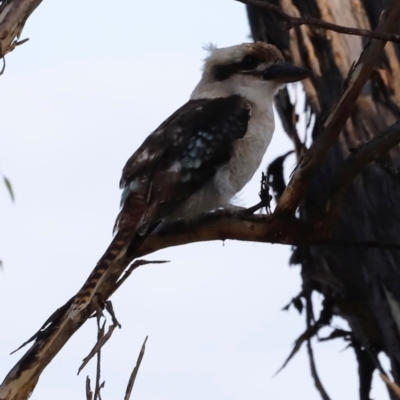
247, 0, 400, 399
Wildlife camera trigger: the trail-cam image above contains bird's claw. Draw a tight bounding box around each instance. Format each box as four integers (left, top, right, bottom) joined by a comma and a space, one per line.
243, 172, 272, 215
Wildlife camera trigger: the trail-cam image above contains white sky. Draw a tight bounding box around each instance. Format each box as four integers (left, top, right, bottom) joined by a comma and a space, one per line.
0, 1, 389, 399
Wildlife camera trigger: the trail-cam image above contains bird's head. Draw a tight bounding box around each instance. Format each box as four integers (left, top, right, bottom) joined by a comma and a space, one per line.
192, 42, 310, 100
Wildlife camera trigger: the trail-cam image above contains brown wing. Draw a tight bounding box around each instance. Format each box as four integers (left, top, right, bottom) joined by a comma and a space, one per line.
115, 94, 251, 235
69, 95, 250, 315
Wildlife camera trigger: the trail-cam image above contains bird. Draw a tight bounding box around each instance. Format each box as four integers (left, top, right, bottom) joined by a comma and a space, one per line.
69, 42, 310, 316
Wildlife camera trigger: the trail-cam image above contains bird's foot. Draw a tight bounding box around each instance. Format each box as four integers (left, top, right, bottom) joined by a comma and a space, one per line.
242, 172, 272, 215
241, 201, 265, 216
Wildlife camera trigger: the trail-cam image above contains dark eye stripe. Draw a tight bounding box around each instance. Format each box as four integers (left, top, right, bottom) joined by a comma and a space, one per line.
212, 55, 262, 81
212, 64, 237, 81
240, 55, 260, 69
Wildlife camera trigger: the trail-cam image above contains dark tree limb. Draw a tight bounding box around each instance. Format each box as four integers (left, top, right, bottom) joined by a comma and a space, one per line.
306, 294, 331, 400
267, 150, 294, 202
353, 343, 375, 400
235, 0, 400, 44
307, 339, 331, 400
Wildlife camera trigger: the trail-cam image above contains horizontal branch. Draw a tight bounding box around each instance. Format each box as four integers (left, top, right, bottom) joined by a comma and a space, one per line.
139, 122, 400, 256
236, 0, 400, 44
275, 0, 400, 214
137, 213, 310, 257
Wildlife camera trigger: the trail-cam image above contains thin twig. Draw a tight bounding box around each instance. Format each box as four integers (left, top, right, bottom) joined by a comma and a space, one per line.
0, 55, 5, 75
111, 259, 169, 296
306, 340, 331, 400
78, 317, 117, 375
124, 336, 148, 400
236, 0, 400, 44
85, 376, 93, 400
275, 297, 333, 376
274, 318, 319, 376
93, 315, 104, 400
104, 301, 121, 329
305, 296, 331, 400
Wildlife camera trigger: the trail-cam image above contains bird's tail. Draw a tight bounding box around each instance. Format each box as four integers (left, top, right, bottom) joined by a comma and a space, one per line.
67, 229, 136, 317
68, 188, 153, 318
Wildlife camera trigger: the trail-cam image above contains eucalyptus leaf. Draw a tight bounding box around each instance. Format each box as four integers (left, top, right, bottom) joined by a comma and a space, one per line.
3, 175, 14, 202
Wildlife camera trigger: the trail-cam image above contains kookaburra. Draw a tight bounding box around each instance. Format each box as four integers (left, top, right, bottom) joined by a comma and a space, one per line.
71, 42, 309, 315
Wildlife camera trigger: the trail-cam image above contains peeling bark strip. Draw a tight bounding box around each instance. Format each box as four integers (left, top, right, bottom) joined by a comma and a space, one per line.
0, 0, 42, 58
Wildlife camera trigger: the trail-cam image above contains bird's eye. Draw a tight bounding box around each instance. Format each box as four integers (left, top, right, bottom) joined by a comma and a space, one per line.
241, 55, 259, 69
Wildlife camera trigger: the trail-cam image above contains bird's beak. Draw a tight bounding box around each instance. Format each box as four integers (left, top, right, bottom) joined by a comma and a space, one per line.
262, 63, 310, 83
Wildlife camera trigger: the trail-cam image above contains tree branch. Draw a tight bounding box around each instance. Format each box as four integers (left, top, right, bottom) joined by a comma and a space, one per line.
2, 114, 400, 399
2, 116, 400, 399
275, 0, 400, 214
138, 117, 400, 253
236, 0, 400, 44
0, 0, 42, 59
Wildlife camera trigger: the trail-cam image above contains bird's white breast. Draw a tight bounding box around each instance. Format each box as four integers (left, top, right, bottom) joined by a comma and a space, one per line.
213, 103, 275, 202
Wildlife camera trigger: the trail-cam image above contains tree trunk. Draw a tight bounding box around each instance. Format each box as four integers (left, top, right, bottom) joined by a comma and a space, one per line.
247, 1, 400, 399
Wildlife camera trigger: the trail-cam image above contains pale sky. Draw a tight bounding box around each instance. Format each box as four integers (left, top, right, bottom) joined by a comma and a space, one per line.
0, 1, 389, 399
